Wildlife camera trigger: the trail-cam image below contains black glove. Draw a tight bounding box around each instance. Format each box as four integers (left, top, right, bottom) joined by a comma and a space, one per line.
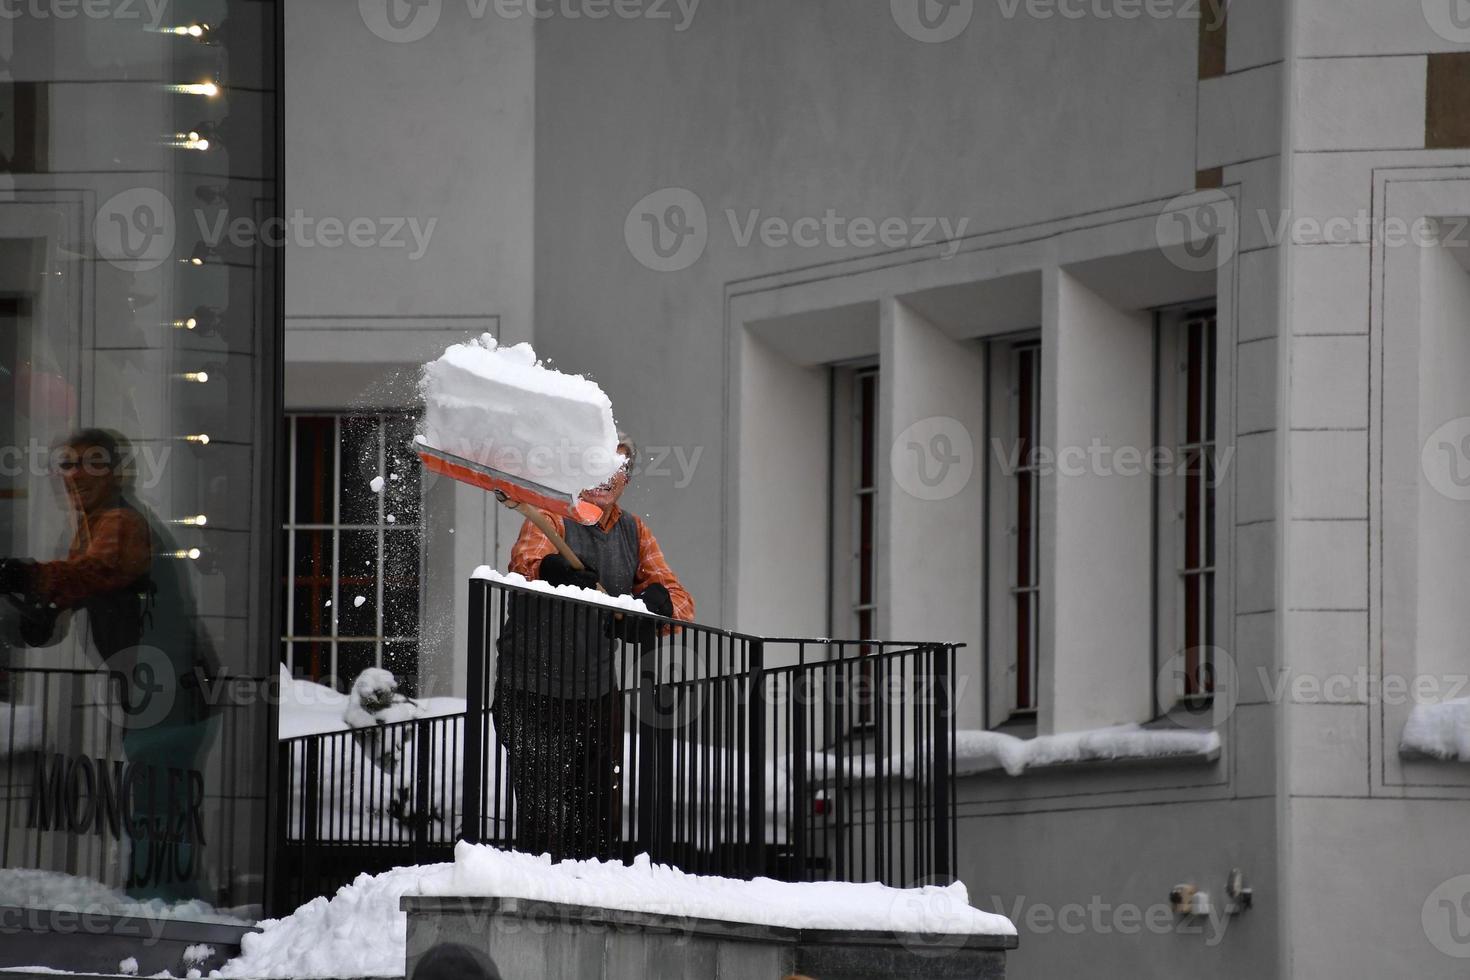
0, 558, 32, 595
608, 584, 674, 647
636, 583, 674, 619
538, 553, 600, 590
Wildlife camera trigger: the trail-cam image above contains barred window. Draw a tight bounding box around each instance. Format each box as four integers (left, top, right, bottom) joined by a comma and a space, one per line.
282, 413, 424, 694
1158, 312, 1218, 708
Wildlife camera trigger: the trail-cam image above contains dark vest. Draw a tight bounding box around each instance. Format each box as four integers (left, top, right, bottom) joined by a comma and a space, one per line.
494, 511, 640, 699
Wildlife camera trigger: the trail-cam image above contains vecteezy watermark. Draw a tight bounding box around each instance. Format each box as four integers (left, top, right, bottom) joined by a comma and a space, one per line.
95, 188, 177, 273
889, 876, 978, 956
194, 209, 437, 261
993, 438, 1235, 482
1156, 646, 1237, 730
993, 0, 1228, 27
1422, 417, 1470, 502
890, 0, 974, 43
726, 209, 970, 259
1422, 0, 1470, 44
1155, 189, 1238, 273
990, 894, 1232, 946
93, 188, 438, 271
359, 0, 698, 43
1158, 197, 1470, 273
1257, 668, 1470, 708
0, 439, 172, 489
0, 0, 170, 29
891, 416, 975, 502
1424, 875, 1470, 958
623, 187, 972, 272
624, 187, 708, 272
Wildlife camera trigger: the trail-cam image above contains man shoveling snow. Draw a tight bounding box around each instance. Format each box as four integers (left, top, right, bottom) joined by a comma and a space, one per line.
496, 430, 693, 861
416, 336, 693, 861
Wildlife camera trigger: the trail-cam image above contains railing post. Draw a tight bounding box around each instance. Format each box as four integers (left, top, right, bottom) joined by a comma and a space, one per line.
747, 639, 766, 878
636, 652, 658, 855
413, 718, 433, 856
931, 645, 953, 881
302, 738, 320, 895
461, 579, 486, 844
791, 669, 807, 882
274, 739, 292, 912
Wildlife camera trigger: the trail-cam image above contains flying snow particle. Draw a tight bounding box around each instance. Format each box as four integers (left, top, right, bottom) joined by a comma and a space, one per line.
354, 595, 367, 608
369, 476, 385, 493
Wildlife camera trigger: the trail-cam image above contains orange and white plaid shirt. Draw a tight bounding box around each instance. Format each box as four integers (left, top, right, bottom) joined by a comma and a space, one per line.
507, 503, 694, 622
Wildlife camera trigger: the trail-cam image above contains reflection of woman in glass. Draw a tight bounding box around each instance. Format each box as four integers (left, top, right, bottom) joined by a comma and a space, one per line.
0, 428, 218, 901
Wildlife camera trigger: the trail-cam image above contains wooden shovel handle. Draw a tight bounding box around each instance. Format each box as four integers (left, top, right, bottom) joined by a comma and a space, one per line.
498, 494, 609, 595
510, 501, 584, 570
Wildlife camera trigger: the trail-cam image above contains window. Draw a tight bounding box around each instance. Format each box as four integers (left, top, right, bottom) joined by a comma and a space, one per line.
283, 413, 424, 694
987, 337, 1043, 725
827, 366, 880, 724
852, 369, 880, 644
1157, 311, 1218, 709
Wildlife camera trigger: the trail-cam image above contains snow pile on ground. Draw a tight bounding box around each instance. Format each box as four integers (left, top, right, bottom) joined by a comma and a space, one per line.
418, 334, 622, 496
0, 869, 248, 925
1401, 699, 1470, 760
213, 865, 447, 979
472, 567, 650, 614
954, 724, 1221, 777
422, 844, 1016, 936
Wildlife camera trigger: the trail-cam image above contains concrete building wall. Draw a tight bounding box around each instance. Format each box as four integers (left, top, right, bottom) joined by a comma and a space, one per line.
532, 0, 1203, 630
1279, 3, 1470, 976
284, 0, 1470, 976
530, 5, 1293, 980
285, 3, 535, 695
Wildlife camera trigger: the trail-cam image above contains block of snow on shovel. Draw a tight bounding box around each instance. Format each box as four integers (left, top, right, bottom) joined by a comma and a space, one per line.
415, 333, 625, 529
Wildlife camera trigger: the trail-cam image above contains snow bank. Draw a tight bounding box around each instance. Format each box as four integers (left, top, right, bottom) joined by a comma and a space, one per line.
471, 567, 650, 615
423, 844, 1016, 936
955, 724, 1220, 777
0, 869, 248, 925
1401, 698, 1470, 761
418, 334, 622, 497
213, 865, 447, 979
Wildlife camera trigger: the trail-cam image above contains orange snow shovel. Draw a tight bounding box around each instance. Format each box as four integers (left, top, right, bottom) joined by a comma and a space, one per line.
415, 442, 601, 575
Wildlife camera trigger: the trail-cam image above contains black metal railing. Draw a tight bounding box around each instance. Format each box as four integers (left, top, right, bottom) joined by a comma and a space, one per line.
275, 712, 464, 910
462, 577, 958, 888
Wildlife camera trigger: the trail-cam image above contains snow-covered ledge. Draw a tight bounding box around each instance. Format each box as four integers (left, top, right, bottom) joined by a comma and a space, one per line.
1400, 700, 1470, 762
956, 725, 1222, 777
401, 845, 1016, 979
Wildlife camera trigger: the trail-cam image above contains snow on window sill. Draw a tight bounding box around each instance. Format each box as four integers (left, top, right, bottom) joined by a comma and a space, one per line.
955, 724, 1222, 778
1399, 698, 1470, 763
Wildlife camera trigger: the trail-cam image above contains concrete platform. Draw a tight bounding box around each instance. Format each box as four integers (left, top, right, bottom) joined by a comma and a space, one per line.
402, 895, 1015, 979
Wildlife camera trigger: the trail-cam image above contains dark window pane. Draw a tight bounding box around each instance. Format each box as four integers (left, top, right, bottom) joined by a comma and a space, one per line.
337, 530, 379, 636
383, 530, 421, 637
294, 416, 336, 525
292, 530, 334, 639
339, 415, 381, 526
383, 415, 423, 525
292, 640, 332, 686
383, 642, 419, 695
336, 642, 378, 694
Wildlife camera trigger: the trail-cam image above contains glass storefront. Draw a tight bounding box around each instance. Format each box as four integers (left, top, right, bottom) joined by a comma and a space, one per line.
0, 0, 279, 925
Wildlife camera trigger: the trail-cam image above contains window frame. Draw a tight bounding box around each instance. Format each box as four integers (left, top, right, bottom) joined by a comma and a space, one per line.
282, 410, 425, 692
1154, 309, 1220, 715
986, 332, 1043, 729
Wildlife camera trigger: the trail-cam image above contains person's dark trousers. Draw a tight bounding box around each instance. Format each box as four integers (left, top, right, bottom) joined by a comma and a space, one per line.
495, 685, 622, 861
